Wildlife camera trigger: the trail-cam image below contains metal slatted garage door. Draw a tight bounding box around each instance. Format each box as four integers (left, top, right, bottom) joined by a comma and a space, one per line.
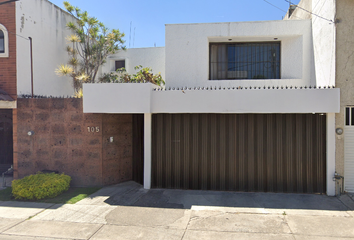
151, 113, 326, 193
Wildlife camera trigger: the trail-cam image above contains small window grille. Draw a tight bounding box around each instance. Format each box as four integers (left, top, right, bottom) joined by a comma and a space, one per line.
345, 107, 354, 126
115, 60, 125, 70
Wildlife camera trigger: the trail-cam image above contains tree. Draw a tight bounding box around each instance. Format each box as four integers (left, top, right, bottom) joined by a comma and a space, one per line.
55, 1, 125, 95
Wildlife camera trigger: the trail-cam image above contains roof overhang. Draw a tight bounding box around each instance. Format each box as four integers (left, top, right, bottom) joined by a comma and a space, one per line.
83, 83, 340, 114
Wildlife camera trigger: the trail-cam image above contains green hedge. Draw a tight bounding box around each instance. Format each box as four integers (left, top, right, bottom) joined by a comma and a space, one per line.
12, 172, 71, 200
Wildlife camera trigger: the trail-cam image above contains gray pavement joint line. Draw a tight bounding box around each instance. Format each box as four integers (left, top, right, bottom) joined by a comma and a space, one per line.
291, 233, 354, 239
0, 218, 27, 234
180, 228, 295, 235
183, 229, 354, 239
24, 203, 57, 220
180, 210, 192, 240
188, 212, 227, 223
251, 194, 264, 209
87, 224, 104, 240
129, 189, 148, 206
0, 204, 55, 233
283, 215, 296, 240
0, 233, 75, 240
337, 196, 354, 211
46, 205, 114, 219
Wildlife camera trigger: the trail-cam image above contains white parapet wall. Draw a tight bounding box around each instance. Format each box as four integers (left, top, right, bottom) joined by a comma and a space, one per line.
83, 83, 153, 113
83, 83, 340, 114
165, 20, 315, 89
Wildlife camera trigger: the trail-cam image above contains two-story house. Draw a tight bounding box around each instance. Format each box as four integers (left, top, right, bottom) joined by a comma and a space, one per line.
84, 19, 339, 196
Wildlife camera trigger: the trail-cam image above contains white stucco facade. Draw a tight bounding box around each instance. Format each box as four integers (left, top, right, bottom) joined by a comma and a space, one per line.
83, 83, 339, 114
101, 47, 165, 80
165, 20, 315, 89
16, 0, 75, 96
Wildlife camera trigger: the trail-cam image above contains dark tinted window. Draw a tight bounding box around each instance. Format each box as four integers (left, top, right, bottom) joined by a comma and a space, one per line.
210, 42, 280, 80
115, 60, 125, 70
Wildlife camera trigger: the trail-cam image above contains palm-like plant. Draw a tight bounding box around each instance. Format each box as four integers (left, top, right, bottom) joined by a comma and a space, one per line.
56, 1, 125, 96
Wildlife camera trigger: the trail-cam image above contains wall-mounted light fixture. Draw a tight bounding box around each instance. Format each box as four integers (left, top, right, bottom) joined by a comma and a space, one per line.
336, 128, 343, 135
27, 131, 34, 136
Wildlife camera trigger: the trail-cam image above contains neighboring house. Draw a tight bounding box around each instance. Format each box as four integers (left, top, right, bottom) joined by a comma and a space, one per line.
84, 19, 340, 195
0, 0, 163, 186
285, 0, 354, 194
0, 0, 75, 177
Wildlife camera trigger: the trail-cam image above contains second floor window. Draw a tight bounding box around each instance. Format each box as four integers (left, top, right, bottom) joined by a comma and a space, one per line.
210, 42, 280, 80
115, 60, 125, 70
0, 30, 4, 53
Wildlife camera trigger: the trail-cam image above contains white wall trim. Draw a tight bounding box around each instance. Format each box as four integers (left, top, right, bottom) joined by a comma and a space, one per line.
327, 113, 336, 196
83, 84, 340, 114
143, 113, 152, 189
0, 100, 16, 109
0, 24, 9, 58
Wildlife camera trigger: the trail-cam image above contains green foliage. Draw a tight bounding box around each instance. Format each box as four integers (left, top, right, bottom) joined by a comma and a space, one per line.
99, 65, 165, 87
0, 187, 13, 201
12, 172, 71, 200
56, 1, 125, 95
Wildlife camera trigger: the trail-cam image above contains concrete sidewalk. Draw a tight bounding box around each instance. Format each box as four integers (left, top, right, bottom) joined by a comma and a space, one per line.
0, 181, 354, 239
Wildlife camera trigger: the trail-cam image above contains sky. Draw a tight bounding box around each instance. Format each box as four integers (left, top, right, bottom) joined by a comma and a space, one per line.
48, 0, 301, 49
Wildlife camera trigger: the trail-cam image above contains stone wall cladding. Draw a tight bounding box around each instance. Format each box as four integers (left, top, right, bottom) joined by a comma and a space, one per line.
16, 98, 133, 187
102, 114, 133, 185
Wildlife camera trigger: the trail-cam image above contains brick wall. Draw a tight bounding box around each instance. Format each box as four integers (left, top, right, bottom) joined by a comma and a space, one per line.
0, 0, 16, 99
16, 98, 133, 187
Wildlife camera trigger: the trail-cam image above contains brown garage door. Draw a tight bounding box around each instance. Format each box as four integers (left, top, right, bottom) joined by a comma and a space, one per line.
151, 114, 326, 193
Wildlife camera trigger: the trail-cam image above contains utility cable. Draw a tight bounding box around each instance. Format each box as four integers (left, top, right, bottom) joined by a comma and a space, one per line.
284, 0, 335, 23
262, 0, 302, 20
263, 0, 287, 13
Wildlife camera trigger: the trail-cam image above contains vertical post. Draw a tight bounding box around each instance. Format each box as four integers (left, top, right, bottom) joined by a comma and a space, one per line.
28, 37, 33, 98
327, 113, 336, 196
144, 113, 152, 189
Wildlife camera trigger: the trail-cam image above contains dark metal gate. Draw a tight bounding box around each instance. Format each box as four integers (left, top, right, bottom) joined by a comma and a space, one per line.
151, 113, 326, 193
132, 114, 144, 185
0, 109, 13, 173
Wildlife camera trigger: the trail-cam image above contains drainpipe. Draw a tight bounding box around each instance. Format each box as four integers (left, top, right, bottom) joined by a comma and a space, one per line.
29, 37, 34, 98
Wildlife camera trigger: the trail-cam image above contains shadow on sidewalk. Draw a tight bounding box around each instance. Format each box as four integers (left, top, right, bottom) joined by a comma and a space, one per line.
99, 181, 350, 211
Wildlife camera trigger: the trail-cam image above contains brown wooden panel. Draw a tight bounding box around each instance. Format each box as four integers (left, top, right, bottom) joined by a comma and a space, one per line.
152, 113, 326, 193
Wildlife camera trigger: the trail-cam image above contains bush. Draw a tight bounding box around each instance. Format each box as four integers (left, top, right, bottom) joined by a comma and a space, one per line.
12, 172, 71, 200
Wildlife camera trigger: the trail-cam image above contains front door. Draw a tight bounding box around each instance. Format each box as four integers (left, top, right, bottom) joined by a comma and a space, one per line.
0, 109, 13, 173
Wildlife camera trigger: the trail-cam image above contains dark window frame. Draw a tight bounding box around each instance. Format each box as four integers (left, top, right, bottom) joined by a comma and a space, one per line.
209, 41, 281, 80
0, 30, 4, 54
115, 60, 125, 71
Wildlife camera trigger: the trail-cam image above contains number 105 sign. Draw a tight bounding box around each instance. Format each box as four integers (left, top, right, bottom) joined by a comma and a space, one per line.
87, 126, 100, 133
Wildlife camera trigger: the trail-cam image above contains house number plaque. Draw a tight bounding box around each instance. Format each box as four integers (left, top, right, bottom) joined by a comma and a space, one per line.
87, 127, 100, 133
